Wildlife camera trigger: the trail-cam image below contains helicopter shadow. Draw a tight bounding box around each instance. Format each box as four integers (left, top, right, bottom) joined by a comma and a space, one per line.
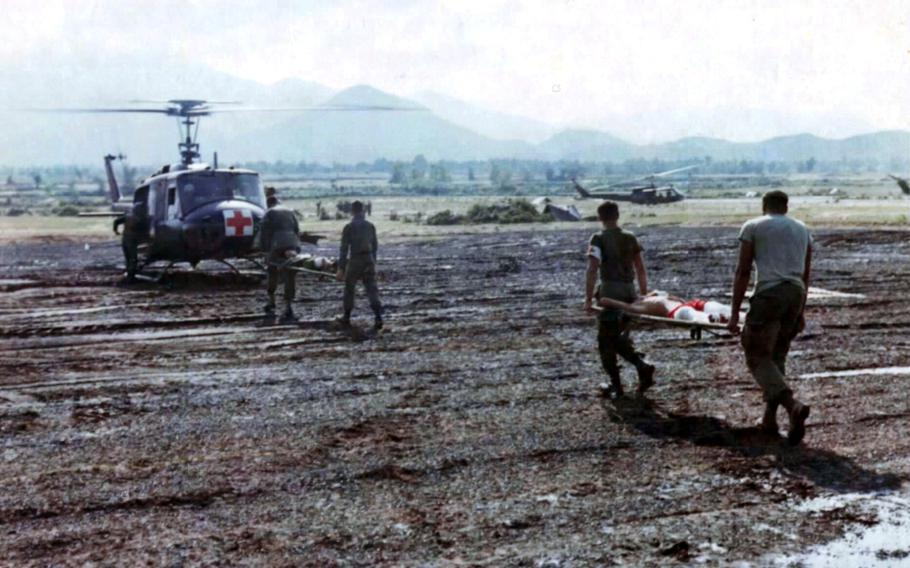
605, 397, 904, 494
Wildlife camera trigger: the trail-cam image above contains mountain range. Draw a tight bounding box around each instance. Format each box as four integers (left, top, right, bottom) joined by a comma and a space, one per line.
1, 59, 907, 166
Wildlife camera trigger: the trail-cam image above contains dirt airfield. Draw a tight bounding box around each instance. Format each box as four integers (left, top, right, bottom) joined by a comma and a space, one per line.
1, 224, 909, 566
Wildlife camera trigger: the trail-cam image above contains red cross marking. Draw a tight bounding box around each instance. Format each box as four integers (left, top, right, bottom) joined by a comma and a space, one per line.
225, 210, 253, 236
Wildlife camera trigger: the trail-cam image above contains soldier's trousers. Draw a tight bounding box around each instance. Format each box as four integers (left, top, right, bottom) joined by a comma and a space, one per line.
121, 235, 139, 277
741, 282, 804, 403
343, 256, 382, 317
267, 252, 296, 307
597, 311, 646, 381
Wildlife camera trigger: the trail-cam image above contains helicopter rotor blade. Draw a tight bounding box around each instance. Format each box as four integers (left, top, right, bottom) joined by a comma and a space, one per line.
127, 99, 242, 105
26, 107, 174, 114
202, 104, 427, 113
613, 164, 699, 186
650, 164, 699, 178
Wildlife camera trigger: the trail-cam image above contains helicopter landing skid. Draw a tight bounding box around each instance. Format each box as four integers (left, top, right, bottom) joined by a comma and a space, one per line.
239, 256, 267, 272
153, 261, 177, 283
214, 259, 242, 275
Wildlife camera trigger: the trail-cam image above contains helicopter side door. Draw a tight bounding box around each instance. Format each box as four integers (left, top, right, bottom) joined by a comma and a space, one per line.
152, 178, 183, 259
166, 182, 180, 220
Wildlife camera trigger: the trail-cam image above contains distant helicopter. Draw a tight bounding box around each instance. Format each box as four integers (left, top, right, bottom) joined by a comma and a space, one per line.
572, 165, 698, 205
889, 174, 910, 196
47, 99, 420, 279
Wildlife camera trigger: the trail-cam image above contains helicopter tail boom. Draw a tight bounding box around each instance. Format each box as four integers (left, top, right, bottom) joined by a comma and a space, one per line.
103, 154, 122, 204
571, 178, 593, 198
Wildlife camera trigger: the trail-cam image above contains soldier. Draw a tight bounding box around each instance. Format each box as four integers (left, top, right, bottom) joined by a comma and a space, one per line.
260, 195, 301, 322
113, 199, 148, 282
336, 200, 383, 329
728, 190, 812, 445
584, 201, 655, 398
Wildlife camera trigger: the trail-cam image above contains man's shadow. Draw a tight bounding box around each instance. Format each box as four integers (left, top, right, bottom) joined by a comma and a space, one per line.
606, 397, 904, 494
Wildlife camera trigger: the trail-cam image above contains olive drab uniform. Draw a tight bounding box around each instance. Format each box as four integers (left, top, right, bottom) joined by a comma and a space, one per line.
738, 214, 811, 404
339, 215, 382, 323
118, 201, 149, 280
588, 228, 650, 387
259, 204, 301, 311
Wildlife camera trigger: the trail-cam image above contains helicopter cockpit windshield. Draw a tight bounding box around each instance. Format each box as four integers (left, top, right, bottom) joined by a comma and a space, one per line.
178, 172, 265, 214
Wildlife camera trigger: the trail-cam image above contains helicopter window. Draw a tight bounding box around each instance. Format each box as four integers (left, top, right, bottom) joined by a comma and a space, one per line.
230, 174, 265, 208
178, 172, 264, 214
133, 185, 149, 204
167, 186, 176, 206
178, 175, 230, 213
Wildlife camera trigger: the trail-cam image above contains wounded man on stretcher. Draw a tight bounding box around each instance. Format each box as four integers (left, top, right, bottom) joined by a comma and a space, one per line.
274, 251, 337, 274
597, 290, 736, 325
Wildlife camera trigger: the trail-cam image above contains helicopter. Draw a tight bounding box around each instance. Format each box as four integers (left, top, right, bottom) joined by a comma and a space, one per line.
571, 165, 698, 205
889, 174, 910, 196
48, 98, 420, 279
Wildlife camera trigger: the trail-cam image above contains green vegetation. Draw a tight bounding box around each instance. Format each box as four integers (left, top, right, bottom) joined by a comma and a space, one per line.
426, 199, 552, 225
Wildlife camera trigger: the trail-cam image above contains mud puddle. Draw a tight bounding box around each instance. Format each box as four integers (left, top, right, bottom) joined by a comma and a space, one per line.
801, 366, 910, 379
777, 490, 910, 566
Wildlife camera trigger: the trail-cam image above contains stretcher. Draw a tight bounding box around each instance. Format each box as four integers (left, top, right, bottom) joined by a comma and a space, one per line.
593, 305, 737, 339
269, 253, 338, 279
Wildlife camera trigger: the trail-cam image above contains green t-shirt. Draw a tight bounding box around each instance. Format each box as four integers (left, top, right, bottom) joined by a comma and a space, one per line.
588, 228, 641, 284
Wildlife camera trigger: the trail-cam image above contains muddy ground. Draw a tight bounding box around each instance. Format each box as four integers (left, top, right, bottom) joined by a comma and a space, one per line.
0, 227, 908, 566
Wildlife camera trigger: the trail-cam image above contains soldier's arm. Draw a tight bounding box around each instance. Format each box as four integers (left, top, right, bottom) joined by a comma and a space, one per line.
800, 243, 812, 313
728, 240, 754, 332
259, 212, 272, 252
371, 224, 378, 261
585, 256, 599, 314
338, 224, 351, 270
633, 251, 648, 297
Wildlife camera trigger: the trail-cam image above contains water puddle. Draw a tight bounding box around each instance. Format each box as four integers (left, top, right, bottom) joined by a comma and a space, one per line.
800, 366, 910, 380
806, 286, 866, 299
0, 278, 38, 292
777, 491, 910, 566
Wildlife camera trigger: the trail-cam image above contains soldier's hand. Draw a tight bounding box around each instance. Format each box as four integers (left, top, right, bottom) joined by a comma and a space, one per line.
726, 313, 741, 335
335, 269, 345, 282
584, 298, 596, 315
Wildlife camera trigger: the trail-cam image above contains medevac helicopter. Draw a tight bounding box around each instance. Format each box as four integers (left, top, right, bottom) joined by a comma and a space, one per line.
46, 99, 421, 279
572, 165, 698, 205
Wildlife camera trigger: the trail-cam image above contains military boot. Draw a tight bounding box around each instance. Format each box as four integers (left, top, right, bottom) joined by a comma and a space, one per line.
279, 306, 296, 323
786, 401, 811, 446
263, 300, 276, 316
636, 363, 656, 395
761, 401, 780, 436
599, 374, 624, 399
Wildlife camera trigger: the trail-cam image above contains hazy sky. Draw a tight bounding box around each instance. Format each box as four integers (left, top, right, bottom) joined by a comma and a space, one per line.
4, 0, 909, 142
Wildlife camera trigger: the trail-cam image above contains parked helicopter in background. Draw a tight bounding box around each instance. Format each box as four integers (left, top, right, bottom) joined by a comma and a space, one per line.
47, 98, 421, 279
889, 174, 910, 196
572, 165, 698, 205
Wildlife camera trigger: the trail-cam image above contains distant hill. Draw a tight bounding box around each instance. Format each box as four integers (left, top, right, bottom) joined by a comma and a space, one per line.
411, 91, 556, 143
536, 129, 636, 161
538, 130, 910, 163
0, 57, 334, 165
0, 58, 907, 166
229, 85, 535, 163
